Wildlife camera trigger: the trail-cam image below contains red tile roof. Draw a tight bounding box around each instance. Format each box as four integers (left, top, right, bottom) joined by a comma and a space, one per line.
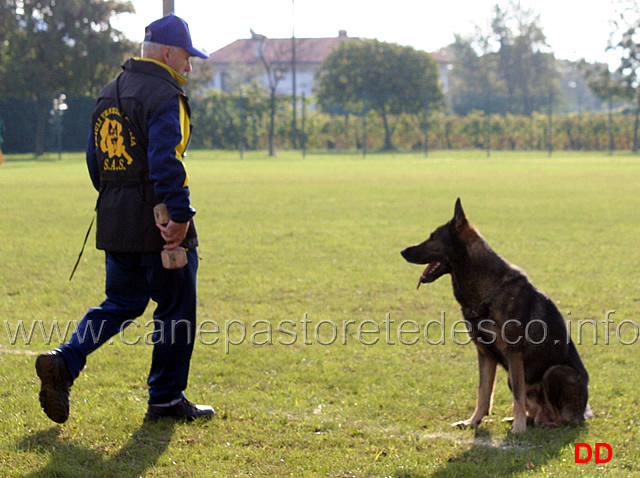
209, 31, 360, 65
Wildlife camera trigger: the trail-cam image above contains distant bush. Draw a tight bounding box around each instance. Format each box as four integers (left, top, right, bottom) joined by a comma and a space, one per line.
1, 92, 633, 154
189, 93, 634, 154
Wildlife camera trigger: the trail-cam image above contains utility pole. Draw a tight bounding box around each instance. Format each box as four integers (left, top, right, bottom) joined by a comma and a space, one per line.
302, 93, 306, 158
163, 0, 174, 15
291, 0, 298, 149
548, 89, 553, 157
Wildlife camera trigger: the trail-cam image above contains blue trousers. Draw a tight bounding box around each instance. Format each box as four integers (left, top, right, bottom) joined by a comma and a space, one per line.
58, 249, 198, 405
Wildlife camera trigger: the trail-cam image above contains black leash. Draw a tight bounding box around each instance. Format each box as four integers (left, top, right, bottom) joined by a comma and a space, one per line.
69, 215, 95, 281
69, 73, 126, 281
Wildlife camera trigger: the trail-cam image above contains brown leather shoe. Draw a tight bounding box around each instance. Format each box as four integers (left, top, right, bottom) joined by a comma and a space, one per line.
36, 351, 73, 423
144, 397, 215, 422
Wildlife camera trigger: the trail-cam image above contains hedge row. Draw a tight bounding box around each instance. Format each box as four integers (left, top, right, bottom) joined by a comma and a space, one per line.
0, 95, 634, 154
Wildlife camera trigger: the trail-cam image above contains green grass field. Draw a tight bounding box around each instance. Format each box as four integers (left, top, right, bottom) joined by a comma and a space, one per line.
1, 150, 639, 477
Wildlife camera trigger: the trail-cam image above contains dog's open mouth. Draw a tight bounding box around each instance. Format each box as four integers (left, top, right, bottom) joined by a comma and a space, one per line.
417, 262, 441, 289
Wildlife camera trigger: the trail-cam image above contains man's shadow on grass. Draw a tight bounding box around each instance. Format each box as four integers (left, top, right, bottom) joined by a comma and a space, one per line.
422, 423, 586, 478
19, 420, 176, 478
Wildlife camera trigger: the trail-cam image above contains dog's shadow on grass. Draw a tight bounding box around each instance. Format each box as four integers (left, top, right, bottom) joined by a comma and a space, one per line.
18, 420, 176, 477
425, 424, 586, 478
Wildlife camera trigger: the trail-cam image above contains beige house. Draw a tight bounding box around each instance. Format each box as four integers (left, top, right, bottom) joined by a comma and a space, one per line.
208, 30, 356, 96
208, 31, 451, 95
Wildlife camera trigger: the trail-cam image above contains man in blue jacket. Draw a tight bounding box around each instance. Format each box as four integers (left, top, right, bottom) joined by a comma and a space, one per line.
36, 14, 214, 423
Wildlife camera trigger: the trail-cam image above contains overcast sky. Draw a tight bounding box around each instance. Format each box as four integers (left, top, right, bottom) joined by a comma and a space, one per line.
113, 0, 622, 66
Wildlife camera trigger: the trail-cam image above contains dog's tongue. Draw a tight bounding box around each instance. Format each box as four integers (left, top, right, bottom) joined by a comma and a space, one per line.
416, 262, 440, 290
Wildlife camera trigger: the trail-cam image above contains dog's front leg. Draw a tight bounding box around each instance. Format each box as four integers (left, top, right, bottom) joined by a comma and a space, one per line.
507, 353, 527, 433
453, 347, 497, 429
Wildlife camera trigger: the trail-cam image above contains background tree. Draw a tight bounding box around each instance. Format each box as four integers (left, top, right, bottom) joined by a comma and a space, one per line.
448, 33, 505, 116
490, 2, 560, 116
0, 0, 135, 156
187, 59, 216, 100
0, 1, 17, 82
190, 86, 269, 151
556, 60, 604, 114
609, 0, 640, 151
315, 39, 443, 150
444, 1, 562, 153
579, 60, 629, 153
250, 30, 291, 156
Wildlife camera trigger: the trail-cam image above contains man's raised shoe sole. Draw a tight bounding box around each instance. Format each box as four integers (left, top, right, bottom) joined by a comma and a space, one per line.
36, 351, 72, 424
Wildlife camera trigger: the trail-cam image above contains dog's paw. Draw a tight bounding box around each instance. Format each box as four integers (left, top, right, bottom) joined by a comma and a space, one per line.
511, 419, 527, 434
451, 420, 471, 429
451, 419, 478, 429
500, 415, 527, 432
584, 404, 594, 420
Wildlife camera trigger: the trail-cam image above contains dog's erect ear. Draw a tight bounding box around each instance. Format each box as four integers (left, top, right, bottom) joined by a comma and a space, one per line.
453, 198, 468, 231
452, 198, 478, 242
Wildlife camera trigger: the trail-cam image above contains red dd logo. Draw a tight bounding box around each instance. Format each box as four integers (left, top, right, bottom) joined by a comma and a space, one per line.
575, 443, 612, 464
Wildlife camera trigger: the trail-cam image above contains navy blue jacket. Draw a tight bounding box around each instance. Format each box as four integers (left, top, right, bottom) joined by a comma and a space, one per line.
87, 58, 197, 252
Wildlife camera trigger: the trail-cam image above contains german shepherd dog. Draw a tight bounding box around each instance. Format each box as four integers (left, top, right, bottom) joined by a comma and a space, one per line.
401, 199, 591, 433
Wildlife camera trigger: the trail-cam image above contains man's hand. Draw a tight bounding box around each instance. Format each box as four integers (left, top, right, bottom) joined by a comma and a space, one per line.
156, 220, 189, 250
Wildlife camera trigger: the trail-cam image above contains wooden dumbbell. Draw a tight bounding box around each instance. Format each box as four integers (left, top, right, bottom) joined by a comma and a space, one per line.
153, 203, 188, 269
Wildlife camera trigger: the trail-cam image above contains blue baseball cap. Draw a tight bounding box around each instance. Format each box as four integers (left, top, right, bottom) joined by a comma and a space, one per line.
144, 13, 208, 59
